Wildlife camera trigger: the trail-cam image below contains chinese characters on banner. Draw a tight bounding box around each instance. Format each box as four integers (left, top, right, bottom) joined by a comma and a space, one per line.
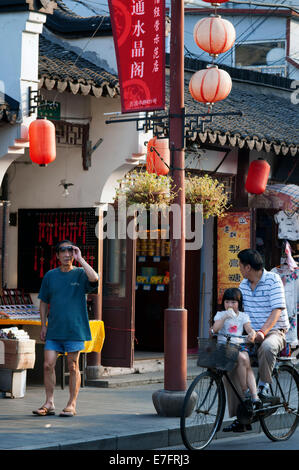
217, 212, 251, 304
108, 0, 165, 113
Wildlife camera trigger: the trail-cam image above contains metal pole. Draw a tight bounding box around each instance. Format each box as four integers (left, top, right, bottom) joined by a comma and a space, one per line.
152, 0, 187, 416
164, 0, 187, 393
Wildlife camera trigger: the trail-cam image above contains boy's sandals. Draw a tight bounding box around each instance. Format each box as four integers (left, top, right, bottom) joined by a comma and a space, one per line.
59, 408, 77, 417
32, 406, 55, 416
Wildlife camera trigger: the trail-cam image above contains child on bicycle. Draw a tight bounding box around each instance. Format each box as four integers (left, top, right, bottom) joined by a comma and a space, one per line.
211, 288, 262, 410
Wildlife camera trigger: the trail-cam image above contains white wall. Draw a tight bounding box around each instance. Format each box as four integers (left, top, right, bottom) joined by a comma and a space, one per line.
184, 13, 287, 68
5, 90, 151, 287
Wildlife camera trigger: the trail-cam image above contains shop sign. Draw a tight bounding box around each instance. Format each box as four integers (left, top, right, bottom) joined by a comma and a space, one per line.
108, 0, 165, 113
37, 100, 61, 120
217, 211, 251, 304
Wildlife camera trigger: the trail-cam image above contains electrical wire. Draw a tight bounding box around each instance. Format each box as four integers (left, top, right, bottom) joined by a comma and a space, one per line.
217, 0, 288, 65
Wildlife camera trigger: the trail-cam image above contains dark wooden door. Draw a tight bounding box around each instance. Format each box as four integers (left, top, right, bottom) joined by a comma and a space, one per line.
101, 222, 136, 368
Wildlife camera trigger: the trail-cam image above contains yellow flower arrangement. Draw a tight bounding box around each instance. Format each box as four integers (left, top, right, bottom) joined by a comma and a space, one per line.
185, 174, 230, 219
115, 170, 177, 209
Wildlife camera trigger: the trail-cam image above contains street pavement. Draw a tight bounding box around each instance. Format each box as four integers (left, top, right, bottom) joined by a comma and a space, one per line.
0, 372, 258, 451
0, 355, 298, 452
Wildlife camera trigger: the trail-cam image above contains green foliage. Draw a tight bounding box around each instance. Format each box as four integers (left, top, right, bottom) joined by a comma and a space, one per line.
115, 170, 176, 209
185, 174, 230, 219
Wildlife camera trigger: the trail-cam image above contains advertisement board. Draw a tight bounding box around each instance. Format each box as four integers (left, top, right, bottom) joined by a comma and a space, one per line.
217, 211, 251, 304
108, 0, 165, 113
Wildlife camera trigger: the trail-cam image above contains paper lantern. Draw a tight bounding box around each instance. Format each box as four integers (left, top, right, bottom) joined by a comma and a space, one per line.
189, 66, 232, 104
29, 118, 56, 166
193, 16, 236, 55
245, 159, 270, 195
146, 137, 170, 175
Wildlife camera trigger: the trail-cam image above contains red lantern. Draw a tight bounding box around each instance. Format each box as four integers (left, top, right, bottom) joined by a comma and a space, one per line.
29, 118, 56, 166
245, 159, 270, 195
146, 137, 170, 175
193, 16, 236, 55
189, 66, 232, 104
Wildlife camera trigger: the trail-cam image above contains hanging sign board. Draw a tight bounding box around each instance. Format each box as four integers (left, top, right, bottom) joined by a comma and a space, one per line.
217, 211, 251, 304
108, 0, 165, 113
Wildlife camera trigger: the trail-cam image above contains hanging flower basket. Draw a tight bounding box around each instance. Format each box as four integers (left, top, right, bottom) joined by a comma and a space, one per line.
114, 170, 177, 209
185, 174, 230, 218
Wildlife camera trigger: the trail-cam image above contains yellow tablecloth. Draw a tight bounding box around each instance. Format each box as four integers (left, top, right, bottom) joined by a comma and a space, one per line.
0, 319, 105, 353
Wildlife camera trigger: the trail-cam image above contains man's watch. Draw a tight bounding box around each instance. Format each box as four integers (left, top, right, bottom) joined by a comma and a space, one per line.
210, 328, 214, 335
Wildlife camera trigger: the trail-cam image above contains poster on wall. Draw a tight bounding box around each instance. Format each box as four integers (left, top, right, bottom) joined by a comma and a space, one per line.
108, 0, 165, 113
217, 211, 251, 304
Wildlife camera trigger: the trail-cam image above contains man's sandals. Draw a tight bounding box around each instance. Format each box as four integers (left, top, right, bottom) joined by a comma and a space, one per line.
32, 406, 55, 416
33, 406, 76, 417
59, 408, 76, 417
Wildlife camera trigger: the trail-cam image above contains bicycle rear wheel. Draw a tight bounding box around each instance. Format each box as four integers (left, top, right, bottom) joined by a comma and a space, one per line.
180, 370, 225, 450
259, 363, 299, 441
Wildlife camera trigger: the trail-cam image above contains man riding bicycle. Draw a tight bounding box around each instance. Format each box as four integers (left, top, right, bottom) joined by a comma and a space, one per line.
223, 249, 290, 433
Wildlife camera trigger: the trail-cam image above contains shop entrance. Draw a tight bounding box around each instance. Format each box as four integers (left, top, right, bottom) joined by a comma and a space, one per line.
134, 229, 200, 352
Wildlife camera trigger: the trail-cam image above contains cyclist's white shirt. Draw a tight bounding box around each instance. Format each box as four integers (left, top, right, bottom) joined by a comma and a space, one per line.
214, 310, 250, 345
239, 269, 290, 332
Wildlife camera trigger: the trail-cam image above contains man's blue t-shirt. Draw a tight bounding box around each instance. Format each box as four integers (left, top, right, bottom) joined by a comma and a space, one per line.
38, 267, 97, 341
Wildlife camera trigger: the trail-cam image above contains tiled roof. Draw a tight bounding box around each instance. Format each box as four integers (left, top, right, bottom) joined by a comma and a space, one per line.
38, 35, 119, 98
181, 80, 299, 157
164, 56, 299, 157
46, 0, 112, 37
0, 93, 19, 124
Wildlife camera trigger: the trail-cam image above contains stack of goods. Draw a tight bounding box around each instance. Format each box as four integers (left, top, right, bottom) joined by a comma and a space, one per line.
0, 328, 30, 340
136, 230, 170, 257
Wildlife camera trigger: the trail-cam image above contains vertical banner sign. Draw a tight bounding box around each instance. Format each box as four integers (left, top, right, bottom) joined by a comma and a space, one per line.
108, 0, 165, 113
217, 212, 251, 304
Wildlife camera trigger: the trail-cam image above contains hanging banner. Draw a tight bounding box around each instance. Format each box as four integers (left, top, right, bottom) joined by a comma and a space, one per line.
217, 211, 251, 304
108, 0, 165, 113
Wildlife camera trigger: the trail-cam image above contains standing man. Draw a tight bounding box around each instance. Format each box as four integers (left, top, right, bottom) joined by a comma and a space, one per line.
33, 240, 99, 417
223, 248, 289, 433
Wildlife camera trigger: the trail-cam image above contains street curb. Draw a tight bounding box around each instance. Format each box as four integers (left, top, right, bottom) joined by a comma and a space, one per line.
13, 418, 262, 451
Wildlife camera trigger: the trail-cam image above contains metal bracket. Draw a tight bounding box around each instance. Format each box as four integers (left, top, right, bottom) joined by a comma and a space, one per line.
28, 87, 42, 116
105, 108, 243, 146
85, 137, 103, 169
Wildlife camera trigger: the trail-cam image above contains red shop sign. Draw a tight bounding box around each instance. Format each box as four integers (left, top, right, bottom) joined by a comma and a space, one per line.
108, 0, 165, 113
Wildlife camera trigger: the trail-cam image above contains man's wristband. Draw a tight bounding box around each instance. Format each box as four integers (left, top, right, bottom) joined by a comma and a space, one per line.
258, 329, 265, 337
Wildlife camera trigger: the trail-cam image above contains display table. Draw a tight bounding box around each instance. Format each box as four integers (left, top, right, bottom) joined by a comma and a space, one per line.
0, 319, 105, 353
0, 319, 105, 392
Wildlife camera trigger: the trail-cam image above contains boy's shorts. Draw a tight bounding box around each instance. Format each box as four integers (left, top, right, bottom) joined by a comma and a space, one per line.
45, 339, 85, 353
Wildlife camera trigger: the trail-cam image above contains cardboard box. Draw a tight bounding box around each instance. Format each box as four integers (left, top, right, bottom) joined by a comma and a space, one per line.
0, 339, 36, 370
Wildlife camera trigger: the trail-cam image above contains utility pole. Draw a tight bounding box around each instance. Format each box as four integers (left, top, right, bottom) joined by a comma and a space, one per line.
152, 0, 187, 417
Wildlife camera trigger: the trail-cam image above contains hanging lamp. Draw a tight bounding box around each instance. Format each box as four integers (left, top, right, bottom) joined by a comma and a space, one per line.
245, 159, 271, 195
193, 16, 236, 56
189, 66, 232, 104
29, 118, 56, 166
146, 137, 170, 176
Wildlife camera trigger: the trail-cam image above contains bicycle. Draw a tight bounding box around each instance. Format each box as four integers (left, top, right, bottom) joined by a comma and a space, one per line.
180, 334, 299, 450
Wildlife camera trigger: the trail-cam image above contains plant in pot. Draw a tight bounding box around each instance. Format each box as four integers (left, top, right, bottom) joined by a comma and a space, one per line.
185, 173, 230, 218
114, 170, 177, 209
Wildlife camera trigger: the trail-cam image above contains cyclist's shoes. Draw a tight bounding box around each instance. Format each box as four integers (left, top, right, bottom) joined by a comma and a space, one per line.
223, 419, 252, 433
258, 385, 280, 405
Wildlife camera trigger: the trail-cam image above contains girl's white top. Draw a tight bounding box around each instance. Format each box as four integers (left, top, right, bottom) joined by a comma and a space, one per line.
214, 310, 250, 345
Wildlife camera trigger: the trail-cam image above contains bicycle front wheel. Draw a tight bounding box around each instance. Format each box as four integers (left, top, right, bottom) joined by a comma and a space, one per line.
180, 370, 225, 450
259, 363, 299, 441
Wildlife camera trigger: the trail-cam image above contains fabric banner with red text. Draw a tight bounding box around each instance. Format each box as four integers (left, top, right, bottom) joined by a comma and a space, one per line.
108, 0, 165, 113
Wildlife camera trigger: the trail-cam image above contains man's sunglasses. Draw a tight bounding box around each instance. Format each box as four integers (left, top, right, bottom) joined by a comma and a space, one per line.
58, 246, 73, 253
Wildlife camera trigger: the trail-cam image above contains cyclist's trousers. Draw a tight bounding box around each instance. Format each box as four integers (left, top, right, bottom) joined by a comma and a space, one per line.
223, 330, 286, 418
